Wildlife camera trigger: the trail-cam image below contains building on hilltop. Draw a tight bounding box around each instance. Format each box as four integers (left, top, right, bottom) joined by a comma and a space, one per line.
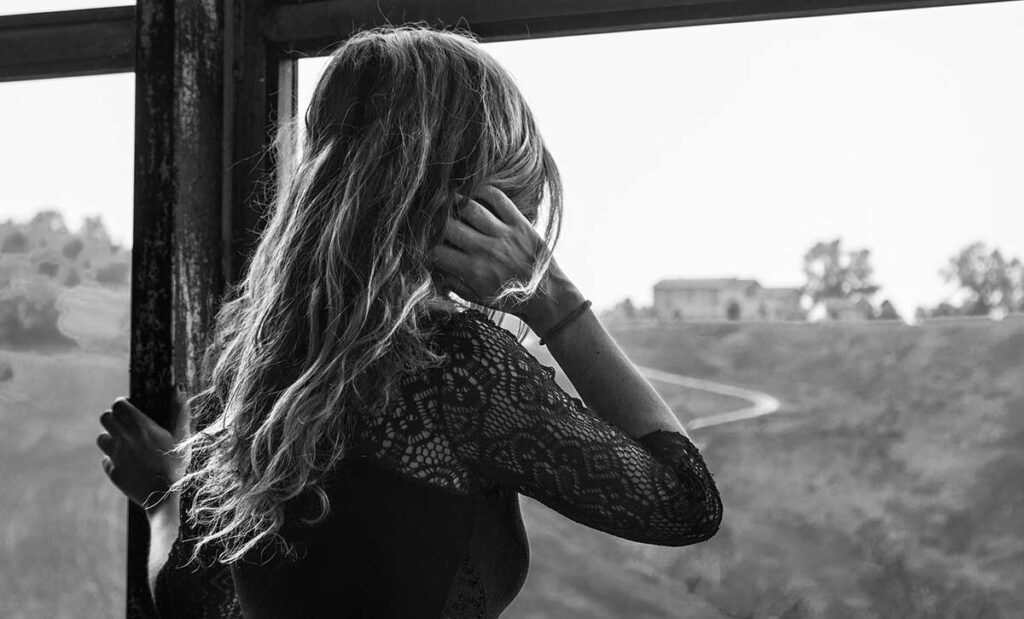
653, 277, 806, 322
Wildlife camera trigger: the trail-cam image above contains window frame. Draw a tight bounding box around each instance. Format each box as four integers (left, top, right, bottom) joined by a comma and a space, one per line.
0, 0, 1015, 616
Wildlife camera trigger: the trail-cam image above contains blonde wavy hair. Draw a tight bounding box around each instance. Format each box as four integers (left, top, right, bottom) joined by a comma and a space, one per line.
168, 23, 563, 565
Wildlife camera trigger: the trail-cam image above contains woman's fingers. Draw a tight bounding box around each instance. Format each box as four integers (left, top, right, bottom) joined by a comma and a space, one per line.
96, 432, 118, 456
437, 270, 479, 301
430, 242, 470, 274
112, 396, 163, 433
111, 397, 143, 431
429, 242, 484, 300
99, 410, 125, 437
101, 455, 115, 478
430, 185, 543, 310
475, 185, 529, 228
455, 194, 506, 236
443, 216, 491, 252
114, 396, 176, 443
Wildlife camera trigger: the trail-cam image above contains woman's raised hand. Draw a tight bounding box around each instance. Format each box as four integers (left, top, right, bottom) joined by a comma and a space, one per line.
429, 185, 548, 316
96, 385, 191, 512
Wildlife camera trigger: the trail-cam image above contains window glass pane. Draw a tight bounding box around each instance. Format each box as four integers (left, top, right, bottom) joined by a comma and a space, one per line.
0, 1, 133, 16
298, 2, 1024, 616
0, 73, 133, 618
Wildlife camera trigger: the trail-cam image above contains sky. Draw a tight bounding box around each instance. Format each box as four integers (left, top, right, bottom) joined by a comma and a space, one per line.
2, 1, 1023, 316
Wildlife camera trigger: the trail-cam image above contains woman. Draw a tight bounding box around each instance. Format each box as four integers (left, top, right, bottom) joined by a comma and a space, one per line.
97, 24, 722, 618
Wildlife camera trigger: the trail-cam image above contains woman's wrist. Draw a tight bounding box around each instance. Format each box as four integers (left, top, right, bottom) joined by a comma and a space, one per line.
145, 489, 182, 599
518, 261, 586, 336
144, 488, 180, 522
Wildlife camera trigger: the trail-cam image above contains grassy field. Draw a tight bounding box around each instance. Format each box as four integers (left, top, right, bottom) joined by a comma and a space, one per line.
2, 286, 1021, 617
505, 320, 1024, 618
0, 283, 130, 619
0, 349, 128, 619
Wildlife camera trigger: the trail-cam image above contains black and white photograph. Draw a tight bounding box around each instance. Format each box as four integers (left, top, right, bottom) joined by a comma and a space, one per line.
1, 1, 1022, 617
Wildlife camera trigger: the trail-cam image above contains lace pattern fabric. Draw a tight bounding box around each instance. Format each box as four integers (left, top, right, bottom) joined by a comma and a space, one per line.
152, 307, 722, 617
434, 309, 723, 547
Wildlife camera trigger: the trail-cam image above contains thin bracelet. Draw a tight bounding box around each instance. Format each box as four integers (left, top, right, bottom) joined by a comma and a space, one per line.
539, 299, 592, 346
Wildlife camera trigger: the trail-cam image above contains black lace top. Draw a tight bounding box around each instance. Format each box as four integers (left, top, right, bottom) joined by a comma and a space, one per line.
153, 308, 722, 618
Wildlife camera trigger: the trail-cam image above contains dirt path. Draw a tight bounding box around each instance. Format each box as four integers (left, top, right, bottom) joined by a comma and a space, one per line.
635, 365, 781, 430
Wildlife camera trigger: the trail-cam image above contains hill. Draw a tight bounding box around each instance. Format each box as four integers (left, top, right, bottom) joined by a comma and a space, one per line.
504, 320, 1022, 618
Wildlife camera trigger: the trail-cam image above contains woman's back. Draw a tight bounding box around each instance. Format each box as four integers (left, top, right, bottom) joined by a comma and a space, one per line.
155, 307, 720, 618
228, 459, 498, 618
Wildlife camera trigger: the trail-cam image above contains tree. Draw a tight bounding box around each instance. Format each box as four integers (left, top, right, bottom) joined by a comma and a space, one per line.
876, 299, 902, 321
803, 238, 880, 317
30, 209, 68, 234
1, 231, 31, 253
602, 297, 638, 324
931, 302, 961, 318
620, 297, 636, 319
62, 237, 85, 260
80, 215, 112, 247
95, 260, 131, 287
941, 242, 1024, 316
0, 279, 77, 349
64, 267, 82, 288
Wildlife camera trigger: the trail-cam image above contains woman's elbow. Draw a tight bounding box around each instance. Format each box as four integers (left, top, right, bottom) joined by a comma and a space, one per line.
694, 491, 724, 543
663, 486, 724, 547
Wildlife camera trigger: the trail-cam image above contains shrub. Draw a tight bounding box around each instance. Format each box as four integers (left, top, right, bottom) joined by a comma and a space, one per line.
0, 281, 77, 350
31, 210, 68, 233
64, 267, 82, 288
37, 262, 59, 278
1, 231, 29, 253
95, 261, 130, 287
62, 237, 85, 260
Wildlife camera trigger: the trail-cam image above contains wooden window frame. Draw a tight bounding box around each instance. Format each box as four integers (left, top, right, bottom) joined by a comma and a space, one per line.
0, 0, 1013, 615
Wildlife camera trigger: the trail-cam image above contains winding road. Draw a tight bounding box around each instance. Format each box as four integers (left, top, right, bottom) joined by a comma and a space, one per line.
525, 339, 781, 432
636, 365, 781, 430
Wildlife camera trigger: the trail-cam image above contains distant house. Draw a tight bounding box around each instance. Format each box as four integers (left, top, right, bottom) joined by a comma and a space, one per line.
653, 278, 805, 322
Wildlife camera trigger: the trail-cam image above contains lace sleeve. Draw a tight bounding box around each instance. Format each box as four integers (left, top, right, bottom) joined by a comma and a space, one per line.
435, 310, 723, 547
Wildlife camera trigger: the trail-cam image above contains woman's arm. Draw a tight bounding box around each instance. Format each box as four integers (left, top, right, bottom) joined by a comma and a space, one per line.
97, 387, 189, 598
431, 185, 720, 545
517, 260, 688, 441
431, 184, 687, 441
145, 492, 181, 597
434, 308, 721, 546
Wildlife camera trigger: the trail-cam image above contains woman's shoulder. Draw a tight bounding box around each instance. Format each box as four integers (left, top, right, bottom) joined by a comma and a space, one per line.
428, 307, 533, 368
430, 307, 521, 349
427, 306, 558, 384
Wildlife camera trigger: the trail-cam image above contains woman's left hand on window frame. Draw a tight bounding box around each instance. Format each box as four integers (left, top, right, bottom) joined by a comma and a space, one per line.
96, 384, 191, 513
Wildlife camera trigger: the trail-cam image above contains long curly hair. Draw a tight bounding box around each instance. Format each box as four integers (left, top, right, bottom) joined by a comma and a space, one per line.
168, 24, 563, 565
